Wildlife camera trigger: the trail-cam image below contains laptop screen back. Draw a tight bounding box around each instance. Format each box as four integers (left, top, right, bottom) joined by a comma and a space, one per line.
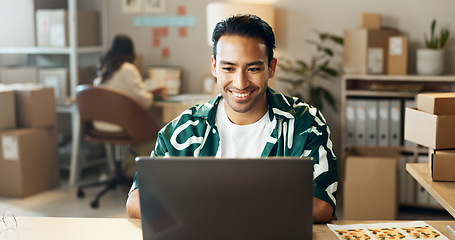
136, 157, 313, 240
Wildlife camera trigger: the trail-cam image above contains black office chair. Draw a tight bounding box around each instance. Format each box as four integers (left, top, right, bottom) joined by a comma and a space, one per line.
75, 84, 160, 208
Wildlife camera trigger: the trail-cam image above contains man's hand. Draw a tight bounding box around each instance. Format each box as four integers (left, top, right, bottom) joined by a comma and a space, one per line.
313, 197, 333, 223
126, 189, 141, 219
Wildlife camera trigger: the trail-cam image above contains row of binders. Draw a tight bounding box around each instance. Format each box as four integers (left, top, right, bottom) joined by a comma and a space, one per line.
345, 98, 416, 147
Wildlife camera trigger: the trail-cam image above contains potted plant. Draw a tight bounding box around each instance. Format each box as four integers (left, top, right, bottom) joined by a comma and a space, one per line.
417, 19, 450, 75
276, 31, 343, 112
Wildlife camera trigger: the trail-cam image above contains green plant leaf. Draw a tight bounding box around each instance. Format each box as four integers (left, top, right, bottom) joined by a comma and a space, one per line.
424, 34, 432, 48
296, 60, 309, 70
323, 48, 334, 56
311, 87, 338, 112
277, 63, 290, 72
320, 66, 339, 76
310, 88, 323, 110
328, 35, 344, 45
439, 28, 450, 48
431, 19, 436, 41
319, 33, 329, 41
424, 19, 450, 49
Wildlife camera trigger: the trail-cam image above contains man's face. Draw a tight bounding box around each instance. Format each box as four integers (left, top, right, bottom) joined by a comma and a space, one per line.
211, 35, 277, 122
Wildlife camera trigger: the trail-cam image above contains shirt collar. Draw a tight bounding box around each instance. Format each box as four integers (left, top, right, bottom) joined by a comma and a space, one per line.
193, 87, 299, 125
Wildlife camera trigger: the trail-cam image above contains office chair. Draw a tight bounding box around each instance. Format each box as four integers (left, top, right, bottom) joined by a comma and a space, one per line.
75, 84, 160, 208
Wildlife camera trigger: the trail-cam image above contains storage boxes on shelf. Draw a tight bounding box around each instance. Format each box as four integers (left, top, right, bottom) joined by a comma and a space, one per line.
405, 92, 455, 182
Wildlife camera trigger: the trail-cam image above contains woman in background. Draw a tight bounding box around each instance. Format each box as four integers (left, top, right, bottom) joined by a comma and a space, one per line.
93, 34, 153, 132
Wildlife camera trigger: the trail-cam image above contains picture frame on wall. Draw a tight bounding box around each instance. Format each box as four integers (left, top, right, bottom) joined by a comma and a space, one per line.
122, 0, 143, 14
122, 0, 165, 14
144, 0, 166, 13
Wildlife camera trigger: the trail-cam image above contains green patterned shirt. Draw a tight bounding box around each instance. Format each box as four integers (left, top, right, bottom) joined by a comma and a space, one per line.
133, 87, 338, 210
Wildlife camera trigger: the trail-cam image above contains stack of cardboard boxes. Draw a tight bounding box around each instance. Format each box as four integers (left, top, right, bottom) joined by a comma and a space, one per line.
343, 12, 408, 75
342, 12, 414, 221
0, 66, 96, 106
0, 85, 60, 197
405, 93, 455, 182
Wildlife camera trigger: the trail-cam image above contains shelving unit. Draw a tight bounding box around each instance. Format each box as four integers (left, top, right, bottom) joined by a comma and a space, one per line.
341, 74, 455, 210
341, 74, 455, 152
0, 0, 108, 186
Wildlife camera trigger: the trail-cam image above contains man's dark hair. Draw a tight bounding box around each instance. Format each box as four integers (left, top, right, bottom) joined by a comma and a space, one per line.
212, 14, 276, 65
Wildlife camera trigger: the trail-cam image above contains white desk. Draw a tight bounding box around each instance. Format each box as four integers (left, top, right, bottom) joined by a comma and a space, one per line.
3, 217, 455, 240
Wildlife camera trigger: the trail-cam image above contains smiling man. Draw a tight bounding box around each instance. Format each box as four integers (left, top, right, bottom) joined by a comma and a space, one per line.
126, 14, 338, 223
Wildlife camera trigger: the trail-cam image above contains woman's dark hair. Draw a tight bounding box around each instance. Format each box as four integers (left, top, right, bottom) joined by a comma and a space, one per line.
98, 35, 136, 83
211, 14, 276, 65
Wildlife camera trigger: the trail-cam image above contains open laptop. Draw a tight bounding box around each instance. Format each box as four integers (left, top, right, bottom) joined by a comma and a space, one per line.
136, 157, 313, 240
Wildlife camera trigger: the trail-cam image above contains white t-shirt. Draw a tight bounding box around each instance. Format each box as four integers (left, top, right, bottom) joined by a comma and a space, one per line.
216, 99, 274, 157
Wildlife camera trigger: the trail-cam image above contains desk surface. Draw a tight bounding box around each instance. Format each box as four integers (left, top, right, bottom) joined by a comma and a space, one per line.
1, 217, 142, 240
407, 163, 455, 218
3, 217, 455, 240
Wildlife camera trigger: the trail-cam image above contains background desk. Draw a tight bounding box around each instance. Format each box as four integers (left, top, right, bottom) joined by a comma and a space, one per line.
152, 94, 213, 124
152, 101, 195, 124
4, 217, 455, 240
406, 163, 455, 218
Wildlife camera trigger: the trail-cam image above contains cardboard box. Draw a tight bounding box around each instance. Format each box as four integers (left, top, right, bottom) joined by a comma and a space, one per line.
343, 28, 399, 74
39, 68, 70, 105
39, 67, 97, 104
0, 66, 38, 84
0, 0, 35, 46
429, 149, 455, 182
417, 92, 455, 115
14, 87, 57, 128
36, 9, 100, 47
404, 108, 455, 149
0, 90, 16, 130
0, 127, 60, 198
387, 36, 408, 75
343, 147, 398, 220
358, 12, 381, 29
